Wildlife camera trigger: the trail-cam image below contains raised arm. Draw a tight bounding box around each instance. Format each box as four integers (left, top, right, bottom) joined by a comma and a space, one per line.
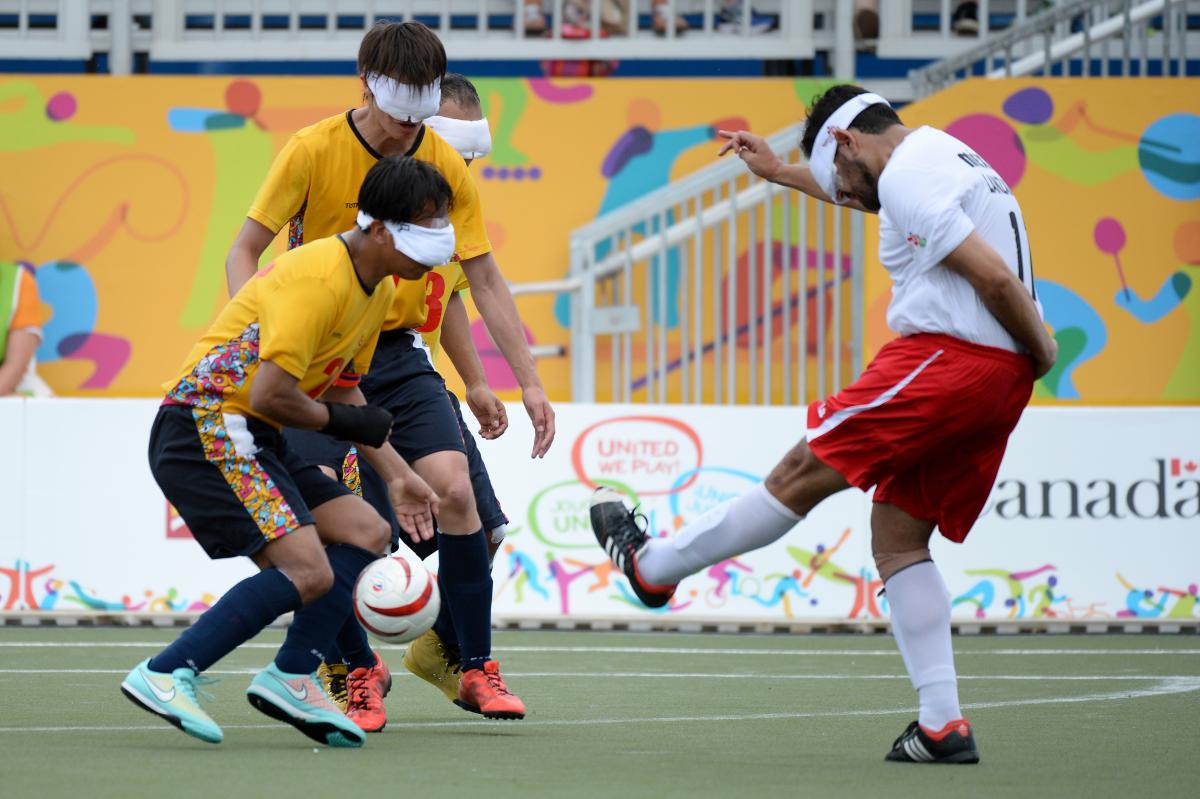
717, 130, 875, 214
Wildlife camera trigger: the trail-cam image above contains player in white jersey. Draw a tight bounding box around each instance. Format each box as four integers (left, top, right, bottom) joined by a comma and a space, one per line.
588, 84, 1057, 764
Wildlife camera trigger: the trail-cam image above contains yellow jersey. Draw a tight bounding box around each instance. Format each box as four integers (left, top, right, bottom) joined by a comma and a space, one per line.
247, 111, 490, 335
164, 236, 393, 427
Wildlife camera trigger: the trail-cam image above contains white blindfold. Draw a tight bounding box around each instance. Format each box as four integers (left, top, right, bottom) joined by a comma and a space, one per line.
426, 115, 492, 161
365, 74, 441, 124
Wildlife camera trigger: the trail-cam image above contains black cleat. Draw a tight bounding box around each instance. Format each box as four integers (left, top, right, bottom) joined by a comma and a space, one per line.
885, 719, 980, 764
589, 487, 676, 609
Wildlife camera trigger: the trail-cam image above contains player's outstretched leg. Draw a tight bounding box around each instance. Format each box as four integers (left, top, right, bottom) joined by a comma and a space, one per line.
588, 487, 678, 608
885, 719, 980, 764
121, 659, 223, 744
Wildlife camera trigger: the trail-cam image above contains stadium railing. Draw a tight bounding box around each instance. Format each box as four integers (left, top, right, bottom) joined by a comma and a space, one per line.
910, 0, 1198, 96
545, 122, 867, 406
2, 1, 1144, 74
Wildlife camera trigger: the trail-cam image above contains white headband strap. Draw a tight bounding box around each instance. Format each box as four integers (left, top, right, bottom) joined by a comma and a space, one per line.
808, 92, 891, 204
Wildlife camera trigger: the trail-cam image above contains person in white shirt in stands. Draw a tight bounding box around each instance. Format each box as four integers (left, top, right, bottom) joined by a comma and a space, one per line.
588, 84, 1056, 765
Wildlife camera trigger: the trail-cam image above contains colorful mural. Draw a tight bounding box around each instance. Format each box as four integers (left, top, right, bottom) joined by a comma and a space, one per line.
1, 76, 1195, 403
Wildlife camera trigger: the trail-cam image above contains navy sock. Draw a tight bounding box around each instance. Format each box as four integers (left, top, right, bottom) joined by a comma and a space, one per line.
325, 641, 345, 665
430, 533, 460, 652
275, 544, 379, 675
335, 615, 375, 670
437, 529, 492, 672
149, 568, 301, 674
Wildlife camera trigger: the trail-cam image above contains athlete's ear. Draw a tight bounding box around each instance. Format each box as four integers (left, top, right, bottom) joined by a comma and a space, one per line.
832, 127, 859, 156
369, 221, 391, 247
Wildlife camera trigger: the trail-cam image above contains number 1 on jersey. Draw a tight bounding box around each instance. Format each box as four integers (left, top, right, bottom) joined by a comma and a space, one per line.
1008, 211, 1037, 300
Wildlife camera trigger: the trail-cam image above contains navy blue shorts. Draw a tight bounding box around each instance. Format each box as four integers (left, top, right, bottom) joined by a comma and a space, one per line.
284, 426, 403, 549
286, 328, 509, 551
149, 404, 350, 560
361, 329, 467, 462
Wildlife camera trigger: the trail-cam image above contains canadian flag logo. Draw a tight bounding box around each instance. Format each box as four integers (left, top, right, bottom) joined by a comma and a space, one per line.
1169, 458, 1198, 477
166, 502, 194, 540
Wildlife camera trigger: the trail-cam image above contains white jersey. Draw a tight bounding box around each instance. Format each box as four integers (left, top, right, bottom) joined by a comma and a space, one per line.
877, 125, 1041, 352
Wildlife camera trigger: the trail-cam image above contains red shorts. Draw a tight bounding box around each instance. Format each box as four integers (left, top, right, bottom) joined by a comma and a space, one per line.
806, 333, 1033, 542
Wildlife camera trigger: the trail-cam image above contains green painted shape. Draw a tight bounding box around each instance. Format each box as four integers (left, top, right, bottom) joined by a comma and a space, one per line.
475, 79, 529, 167
179, 124, 274, 327
1019, 125, 1137, 186
1037, 326, 1087, 398
0, 80, 134, 151
1162, 265, 1200, 400
791, 78, 842, 109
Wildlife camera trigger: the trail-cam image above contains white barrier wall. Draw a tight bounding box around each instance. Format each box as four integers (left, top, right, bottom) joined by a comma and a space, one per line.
0, 399, 1196, 623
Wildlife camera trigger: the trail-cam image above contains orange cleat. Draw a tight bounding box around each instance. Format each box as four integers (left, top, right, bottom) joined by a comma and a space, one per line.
454, 660, 526, 720
345, 652, 392, 733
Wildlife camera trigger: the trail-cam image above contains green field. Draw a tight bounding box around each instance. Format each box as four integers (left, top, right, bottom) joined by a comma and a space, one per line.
1, 628, 1197, 798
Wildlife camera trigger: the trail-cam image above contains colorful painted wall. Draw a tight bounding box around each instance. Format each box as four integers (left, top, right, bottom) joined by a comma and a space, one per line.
0, 75, 832, 401
2, 76, 1196, 404
872, 78, 1200, 404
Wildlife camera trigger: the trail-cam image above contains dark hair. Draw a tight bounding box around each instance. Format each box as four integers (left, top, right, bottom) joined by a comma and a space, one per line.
358, 156, 453, 224
357, 21, 446, 87
800, 84, 902, 158
440, 72, 481, 110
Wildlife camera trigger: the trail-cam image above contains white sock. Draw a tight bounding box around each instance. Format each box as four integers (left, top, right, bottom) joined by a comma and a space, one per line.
637, 483, 802, 586
885, 561, 962, 732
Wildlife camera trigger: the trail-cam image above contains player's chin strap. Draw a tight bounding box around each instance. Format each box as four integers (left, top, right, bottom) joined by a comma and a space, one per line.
357, 210, 456, 267
426, 115, 492, 162
365, 74, 441, 123
808, 92, 891, 204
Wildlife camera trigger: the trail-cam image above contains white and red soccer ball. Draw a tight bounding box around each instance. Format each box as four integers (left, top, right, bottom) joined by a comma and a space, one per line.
353, 547, 440, 644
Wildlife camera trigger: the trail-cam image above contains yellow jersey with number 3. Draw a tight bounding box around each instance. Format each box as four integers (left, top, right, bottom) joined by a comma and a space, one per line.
246, 111, 491, 335
163, 236, 393, 428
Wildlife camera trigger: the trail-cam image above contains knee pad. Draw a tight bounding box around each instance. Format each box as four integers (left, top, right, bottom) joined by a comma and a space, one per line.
874, 548, 932, 583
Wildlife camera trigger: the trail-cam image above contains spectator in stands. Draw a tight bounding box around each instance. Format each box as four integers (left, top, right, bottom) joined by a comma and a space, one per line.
0, 261, 51, 397
522, 0, 687, 37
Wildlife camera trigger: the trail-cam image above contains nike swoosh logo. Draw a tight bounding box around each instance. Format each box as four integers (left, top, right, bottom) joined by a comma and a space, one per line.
145, 676, 175, 703
272, 673, 308, 702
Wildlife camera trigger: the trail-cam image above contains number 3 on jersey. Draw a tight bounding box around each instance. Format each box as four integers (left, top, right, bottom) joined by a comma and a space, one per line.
415, 272, 447, 333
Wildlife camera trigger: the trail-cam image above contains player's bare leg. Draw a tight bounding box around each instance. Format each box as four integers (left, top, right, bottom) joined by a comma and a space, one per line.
873, 502, 978, 764
590, 440, 848, 606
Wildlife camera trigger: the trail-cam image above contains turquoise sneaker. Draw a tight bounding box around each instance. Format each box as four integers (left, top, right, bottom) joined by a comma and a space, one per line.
120, 658, 223, 744
245, 663, 366, 748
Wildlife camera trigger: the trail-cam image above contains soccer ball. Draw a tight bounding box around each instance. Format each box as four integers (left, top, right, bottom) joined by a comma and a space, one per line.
353, 548, 440, 644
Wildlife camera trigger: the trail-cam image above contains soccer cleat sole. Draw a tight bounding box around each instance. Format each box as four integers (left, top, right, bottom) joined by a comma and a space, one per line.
119, 683, 222, 744
452, 699, 525, 720
885, 750, 980, 764
245, 691, 365, 748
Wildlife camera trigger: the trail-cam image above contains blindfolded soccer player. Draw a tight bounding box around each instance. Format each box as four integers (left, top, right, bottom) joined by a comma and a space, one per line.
590, 84, 1056, 765
225, 23, 544, 727
122, 156, 450, 747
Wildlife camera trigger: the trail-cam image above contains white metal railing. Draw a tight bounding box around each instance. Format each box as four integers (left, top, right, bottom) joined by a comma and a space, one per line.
910, 0, 1198, 95
11, 1, 1180, 75
560, 124, 866, 405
